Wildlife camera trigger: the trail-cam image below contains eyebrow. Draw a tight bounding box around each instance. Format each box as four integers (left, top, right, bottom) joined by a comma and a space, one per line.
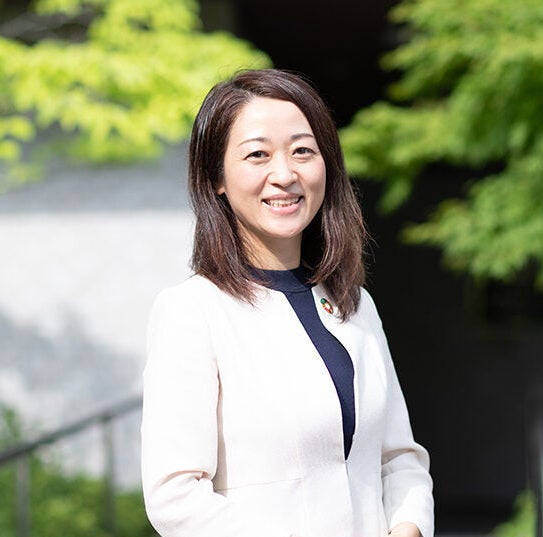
237, 133, 315, 147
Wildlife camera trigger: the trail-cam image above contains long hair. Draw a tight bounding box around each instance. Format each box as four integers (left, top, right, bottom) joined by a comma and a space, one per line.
189, 69, 367, 320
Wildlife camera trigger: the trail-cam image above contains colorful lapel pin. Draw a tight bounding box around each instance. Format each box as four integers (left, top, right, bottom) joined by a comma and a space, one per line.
320, 297, 334, 314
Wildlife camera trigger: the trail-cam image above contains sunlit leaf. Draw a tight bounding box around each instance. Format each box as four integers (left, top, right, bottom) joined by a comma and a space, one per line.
340, 0, 543, 286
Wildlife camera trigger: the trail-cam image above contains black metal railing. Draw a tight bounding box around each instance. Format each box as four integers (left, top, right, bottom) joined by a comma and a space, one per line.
3, 391, 542, 537
0, 395, 142, 537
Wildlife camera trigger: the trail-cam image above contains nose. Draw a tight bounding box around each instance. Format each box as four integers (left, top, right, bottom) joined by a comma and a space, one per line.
268, 154, 296, 186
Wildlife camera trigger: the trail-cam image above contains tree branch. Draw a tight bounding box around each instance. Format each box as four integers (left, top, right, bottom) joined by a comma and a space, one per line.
0, 9, 97, 43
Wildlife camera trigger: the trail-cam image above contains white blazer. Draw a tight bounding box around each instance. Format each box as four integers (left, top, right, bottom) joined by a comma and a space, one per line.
141, 275, 434, 537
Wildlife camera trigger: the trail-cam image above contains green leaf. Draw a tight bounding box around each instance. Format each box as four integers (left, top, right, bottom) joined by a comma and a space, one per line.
0, 0, 270, 184
341, 0, 543, 286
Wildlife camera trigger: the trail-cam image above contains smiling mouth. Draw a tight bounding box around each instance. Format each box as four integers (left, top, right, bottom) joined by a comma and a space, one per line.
263, 196, 303, 208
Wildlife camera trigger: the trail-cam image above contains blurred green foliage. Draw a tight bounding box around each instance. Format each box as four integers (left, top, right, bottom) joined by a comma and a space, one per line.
0, 0, 269, 189
493, 491, 535, 537
0, 405, 156, 537
340, 0, 543, 288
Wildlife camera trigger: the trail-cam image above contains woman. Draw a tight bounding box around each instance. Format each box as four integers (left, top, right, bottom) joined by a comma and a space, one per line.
141, 69, 434, 537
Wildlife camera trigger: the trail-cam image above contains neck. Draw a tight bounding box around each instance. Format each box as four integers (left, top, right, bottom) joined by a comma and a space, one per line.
248, 243, 301, 270
242, 232, 302, 270
249, 253, 300, 270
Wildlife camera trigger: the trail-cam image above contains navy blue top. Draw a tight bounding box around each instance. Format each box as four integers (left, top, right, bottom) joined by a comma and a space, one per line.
256, 267, 356, 459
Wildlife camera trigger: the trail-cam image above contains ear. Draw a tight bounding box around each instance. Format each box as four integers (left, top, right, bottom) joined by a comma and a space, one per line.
215, 178, 226, 195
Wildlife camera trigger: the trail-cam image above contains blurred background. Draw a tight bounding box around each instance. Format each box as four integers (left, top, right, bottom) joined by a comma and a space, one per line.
1, 0, 542, 536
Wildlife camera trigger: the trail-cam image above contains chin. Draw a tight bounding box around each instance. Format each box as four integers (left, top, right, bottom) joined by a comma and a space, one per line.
268, 228, 304, 239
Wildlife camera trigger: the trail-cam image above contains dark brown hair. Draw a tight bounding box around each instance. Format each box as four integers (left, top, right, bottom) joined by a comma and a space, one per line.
189, 69, 367, 320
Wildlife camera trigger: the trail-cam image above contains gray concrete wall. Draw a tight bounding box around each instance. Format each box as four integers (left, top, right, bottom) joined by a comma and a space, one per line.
0, 145, 193, 486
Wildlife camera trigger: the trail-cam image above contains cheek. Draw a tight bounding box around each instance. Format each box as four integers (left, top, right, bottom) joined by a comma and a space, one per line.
222, 166, 263, 201
310, 165, 326, 200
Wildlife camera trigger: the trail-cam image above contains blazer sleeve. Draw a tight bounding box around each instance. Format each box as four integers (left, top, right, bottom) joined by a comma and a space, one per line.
362, 289, 435, 537
141, 284, 293, 537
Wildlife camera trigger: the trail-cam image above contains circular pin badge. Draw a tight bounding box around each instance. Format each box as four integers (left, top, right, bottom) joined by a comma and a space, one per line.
320, 297, 334, 314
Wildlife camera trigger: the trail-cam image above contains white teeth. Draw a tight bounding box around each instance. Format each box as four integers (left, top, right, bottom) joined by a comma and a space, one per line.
265, 197, 300, 207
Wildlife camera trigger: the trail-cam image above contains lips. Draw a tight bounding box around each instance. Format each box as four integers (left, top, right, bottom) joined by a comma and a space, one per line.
262, 196, 303, 208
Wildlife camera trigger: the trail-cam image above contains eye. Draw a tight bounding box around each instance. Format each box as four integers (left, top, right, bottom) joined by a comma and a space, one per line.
293, 146, 316, 156
246, 150, 268, 160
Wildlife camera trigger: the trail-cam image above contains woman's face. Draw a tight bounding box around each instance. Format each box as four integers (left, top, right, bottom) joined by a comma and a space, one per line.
218, 97, 326, 269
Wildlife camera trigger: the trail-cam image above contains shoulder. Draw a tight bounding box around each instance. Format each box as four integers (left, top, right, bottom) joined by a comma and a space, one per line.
350, 287, 384, 330
154, 274, 218, 301
148, 275, 223, 332
145, 277, 219, 378
151, 274, 228, 313
149, 274, 267, 329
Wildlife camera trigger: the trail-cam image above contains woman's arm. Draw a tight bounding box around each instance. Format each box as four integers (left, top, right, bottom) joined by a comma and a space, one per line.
362, 290, 434, 537
141, 284, 289, 537
380, 343, 434, 537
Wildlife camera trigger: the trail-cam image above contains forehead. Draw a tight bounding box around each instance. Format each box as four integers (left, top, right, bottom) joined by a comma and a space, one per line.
228, 97, 313, 139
